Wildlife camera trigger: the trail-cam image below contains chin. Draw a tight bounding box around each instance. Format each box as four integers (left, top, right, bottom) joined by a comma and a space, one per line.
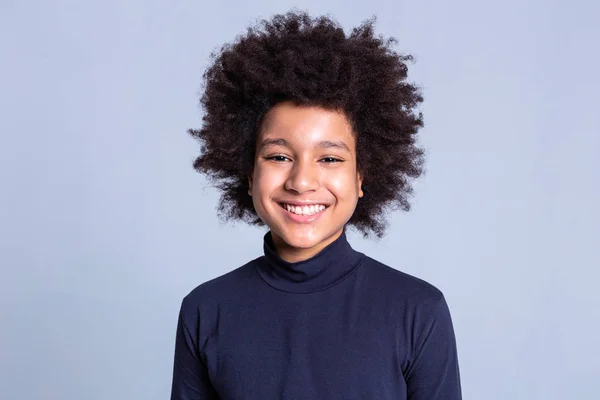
283, 235, 322, 250
276, 225, 340, 249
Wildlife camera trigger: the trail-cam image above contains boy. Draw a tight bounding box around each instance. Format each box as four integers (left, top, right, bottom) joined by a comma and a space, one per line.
171, 10, 462, 399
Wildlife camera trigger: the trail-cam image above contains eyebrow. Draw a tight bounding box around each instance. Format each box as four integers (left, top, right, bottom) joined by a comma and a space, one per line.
259, 138, 351, 152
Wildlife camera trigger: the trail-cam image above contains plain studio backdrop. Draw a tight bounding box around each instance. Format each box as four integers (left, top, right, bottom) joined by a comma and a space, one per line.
1, 0, 598, 399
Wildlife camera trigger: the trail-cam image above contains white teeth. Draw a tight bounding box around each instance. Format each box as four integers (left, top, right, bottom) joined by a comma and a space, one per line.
283, 204, 326, 216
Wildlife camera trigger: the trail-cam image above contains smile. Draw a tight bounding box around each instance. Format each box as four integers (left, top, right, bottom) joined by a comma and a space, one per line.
279, 203, 328, 216
277, 203, 330, 223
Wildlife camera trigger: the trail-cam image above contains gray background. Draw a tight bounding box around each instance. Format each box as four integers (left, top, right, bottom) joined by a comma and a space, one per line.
1, 0, 598, 399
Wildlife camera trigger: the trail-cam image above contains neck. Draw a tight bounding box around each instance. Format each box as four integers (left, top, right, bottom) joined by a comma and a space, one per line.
257, 227, 364, 294
271, 229, 344, 263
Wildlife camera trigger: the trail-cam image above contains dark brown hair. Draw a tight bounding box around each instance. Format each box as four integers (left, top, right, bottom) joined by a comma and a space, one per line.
190, 11, 425, 238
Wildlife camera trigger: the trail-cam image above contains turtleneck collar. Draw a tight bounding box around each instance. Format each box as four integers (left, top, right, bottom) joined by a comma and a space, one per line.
255, 229, 365, 294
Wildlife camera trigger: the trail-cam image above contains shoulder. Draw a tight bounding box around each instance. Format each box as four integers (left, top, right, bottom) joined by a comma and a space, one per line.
360, 255, 444, 304
359, 256, 456, 345
357, 255, 451, 325
179, 258, 260, 315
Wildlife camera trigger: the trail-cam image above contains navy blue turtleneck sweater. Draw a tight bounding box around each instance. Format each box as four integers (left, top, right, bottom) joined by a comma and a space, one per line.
171, 231, 461, 399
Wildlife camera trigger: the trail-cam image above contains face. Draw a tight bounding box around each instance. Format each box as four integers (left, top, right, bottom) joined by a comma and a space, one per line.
249, 102, 363, 262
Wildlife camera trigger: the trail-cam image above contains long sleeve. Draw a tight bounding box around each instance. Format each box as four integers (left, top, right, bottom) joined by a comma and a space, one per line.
169, 253, 461, 399
405, 296, 462, 400
170, 308, 219, 400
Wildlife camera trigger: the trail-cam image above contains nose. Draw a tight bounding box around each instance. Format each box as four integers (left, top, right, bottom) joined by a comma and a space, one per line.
284, 158, 320, 194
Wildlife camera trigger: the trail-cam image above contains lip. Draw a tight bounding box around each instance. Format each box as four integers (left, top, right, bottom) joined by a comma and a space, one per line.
277, 200, 330, 207
277, 202, 329, 224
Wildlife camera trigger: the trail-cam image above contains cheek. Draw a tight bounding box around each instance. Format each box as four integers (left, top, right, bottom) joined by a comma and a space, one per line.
254, 164, 284, 194
327, 170, 362, 199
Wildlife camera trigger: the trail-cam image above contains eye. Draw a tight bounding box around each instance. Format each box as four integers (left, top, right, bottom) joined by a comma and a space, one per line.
266, 155, 291, 162
320, 157, 343, 163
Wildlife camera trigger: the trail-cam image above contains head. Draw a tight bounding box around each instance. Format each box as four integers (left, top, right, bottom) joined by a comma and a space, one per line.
249, 102, 363, 261
191, 11, 425, 259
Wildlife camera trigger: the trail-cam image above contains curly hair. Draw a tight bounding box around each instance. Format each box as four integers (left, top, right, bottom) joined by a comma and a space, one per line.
190, 10, 425, 238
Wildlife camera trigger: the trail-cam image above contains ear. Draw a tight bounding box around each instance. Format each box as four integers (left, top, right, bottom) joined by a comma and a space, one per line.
248, 172, 253, 196
357, 171, 364, 198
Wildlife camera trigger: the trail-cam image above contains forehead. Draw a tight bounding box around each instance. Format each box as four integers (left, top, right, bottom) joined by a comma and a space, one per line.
259, 102, 355, 146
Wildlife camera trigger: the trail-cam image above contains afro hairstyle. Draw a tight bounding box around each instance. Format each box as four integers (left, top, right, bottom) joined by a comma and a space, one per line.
190, 10, 425, 238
